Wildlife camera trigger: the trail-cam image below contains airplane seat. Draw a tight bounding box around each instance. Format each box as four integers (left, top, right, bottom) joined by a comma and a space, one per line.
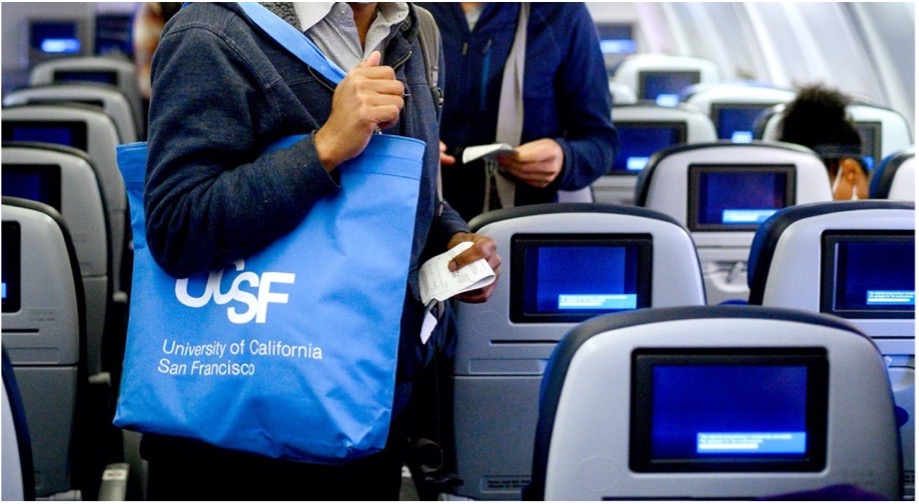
635, 141, 834, 305
746, 199, 915, 500
609, 53, 720, 107
757, 102, 914, 172
449, 202, 706, 500
2, 197, 86, 499
28, 56, 144, 140
594, 103, 717, 205
608, 80, 638, 105
870, 146, 915, 200
2, 345, 36, 501
3, 83, 139, 143
2, 142, 130, 479
751, 102, 784, 141
680, 82, 796, 144
2, 142, 113, 384
2, 103, 130, 315
2, 197, 131, 501
556, 187, 594, 203
527, 305, 901, 500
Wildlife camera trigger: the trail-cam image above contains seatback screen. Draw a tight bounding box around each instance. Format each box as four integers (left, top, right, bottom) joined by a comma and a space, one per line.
630, 348, 829, 473
611, 122, 686, 174
30, 20, 80, 54
820, 231, 915, 319
53, 69, 118, 86
639, 71, 700, 107
855, 121, 881, 172
511, 234, 652, 323
2, 221, 22, 314
2, 164, 63, 212
688, 164, 795, 231
713, 104, 771, 143
2, 120, 89, 151
597, 23, 636, 55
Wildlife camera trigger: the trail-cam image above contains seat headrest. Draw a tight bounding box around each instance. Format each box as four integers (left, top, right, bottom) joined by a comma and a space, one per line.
870, 146, 915, 199
468, 202, 682, 233
747, 200, 915, 304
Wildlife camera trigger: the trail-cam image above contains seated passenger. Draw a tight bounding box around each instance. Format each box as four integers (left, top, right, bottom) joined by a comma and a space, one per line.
777, 84, 870, 200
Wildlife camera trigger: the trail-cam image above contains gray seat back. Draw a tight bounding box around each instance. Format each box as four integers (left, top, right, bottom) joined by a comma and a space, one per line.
4, 83, 138, 143
531, 305, 900, 500
2, 103, 128, 299
635, 141, 833, 304
2, 197, 84, 498
594, 103, 717, 205
610, 53, 720, 106
2, 346, 35, 501
29, 56, 144, 139
870, 146, 915, 200
747, 200, 915, 498
681, 83, 796, 143
450, 203, 706, 500
2, 142, 110, 377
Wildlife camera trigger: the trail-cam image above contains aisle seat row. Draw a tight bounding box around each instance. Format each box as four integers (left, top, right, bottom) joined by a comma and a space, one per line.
440, 201, 913, 501
2, 56, 140, 500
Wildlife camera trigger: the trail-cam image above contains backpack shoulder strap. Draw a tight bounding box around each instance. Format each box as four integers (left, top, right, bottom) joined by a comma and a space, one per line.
413, 5, 446, 216
414, 6, 444, 109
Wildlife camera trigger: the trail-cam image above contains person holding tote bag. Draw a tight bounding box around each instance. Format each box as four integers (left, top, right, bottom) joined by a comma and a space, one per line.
136, 2, 499, 500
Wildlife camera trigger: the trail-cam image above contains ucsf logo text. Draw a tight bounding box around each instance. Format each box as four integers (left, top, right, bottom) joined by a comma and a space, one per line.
174, 259, 295, 324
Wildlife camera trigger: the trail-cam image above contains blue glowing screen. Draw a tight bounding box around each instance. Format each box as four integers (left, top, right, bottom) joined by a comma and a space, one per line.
715, 105, 770, 143
2, 166, 61, 211
3, 121, 88, 151
512, 235, 652, 323
2, 222, 21, 313
31, 21, 80, 54
696, 170, 789, 226
651, 364, 808, 459
54, 70, 118, 85
526, 246, 640, 314
834, 239, 915, 312
612, 123, 685, 173
640, 71, 699, 106
9, 126, 73, 146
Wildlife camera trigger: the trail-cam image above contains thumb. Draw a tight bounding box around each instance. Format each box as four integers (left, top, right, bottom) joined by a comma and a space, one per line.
360, 50, 382, 68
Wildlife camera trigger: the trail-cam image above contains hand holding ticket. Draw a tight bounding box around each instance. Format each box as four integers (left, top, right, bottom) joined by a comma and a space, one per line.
419, 241, 497, 306
462, 143, 515, 164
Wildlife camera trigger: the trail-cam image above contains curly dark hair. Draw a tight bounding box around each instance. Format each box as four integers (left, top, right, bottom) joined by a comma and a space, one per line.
778, 84, 867, 175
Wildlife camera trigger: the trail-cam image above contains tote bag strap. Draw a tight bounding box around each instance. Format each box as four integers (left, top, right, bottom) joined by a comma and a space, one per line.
236, 2, 347, 85
238, 2, 453, 214
485, 3, 529, 212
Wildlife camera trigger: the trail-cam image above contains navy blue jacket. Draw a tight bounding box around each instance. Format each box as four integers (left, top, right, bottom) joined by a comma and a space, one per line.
144, 3, 468, 408
419, 2, 618, 221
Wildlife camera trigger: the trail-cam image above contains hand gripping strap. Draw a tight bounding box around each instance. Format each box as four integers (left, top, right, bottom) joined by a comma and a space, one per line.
236, 2, 347, 84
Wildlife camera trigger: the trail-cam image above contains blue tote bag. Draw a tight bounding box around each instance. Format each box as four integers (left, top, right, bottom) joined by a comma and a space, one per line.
113, 3, 424, 464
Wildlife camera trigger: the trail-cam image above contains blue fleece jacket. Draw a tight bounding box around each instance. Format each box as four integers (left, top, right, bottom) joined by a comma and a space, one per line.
419, 2, 618, 221
144, 2, 468, 405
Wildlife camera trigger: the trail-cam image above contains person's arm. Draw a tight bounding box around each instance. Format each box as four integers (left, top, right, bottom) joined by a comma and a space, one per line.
145, 21, 401, 278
